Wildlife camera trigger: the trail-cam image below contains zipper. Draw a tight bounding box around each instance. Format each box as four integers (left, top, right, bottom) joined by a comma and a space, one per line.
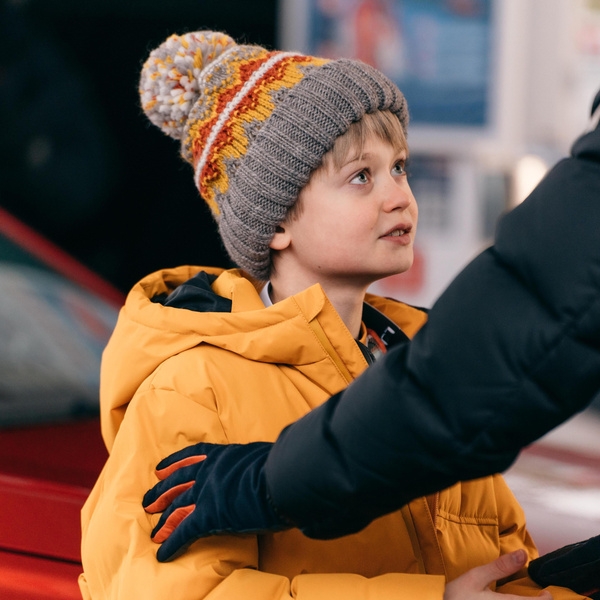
400, 505, 427, 574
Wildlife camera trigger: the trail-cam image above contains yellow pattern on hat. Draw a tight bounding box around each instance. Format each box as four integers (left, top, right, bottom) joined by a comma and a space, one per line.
188, 51, 328, 215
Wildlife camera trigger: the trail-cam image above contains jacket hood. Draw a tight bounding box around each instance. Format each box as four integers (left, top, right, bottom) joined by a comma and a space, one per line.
99, 266, 427, 450
100, 266, 330, 449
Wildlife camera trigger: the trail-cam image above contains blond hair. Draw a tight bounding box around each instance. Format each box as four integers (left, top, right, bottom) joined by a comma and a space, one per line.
287, 110, 408, 222
325, 110, 407, 171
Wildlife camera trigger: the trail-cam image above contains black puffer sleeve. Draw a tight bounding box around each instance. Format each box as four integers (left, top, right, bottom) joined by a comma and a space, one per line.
265, 115, 600, 540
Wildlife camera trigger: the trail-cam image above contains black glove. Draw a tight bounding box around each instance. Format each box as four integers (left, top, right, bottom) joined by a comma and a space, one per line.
528, 534, 600, 599
142, 441, 291, 562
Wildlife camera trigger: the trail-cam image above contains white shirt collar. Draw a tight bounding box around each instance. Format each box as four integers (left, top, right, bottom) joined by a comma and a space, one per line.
259, 282, 273, 307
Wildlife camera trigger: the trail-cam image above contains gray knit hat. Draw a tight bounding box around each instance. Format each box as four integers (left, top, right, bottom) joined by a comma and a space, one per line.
139, 31, 408, 280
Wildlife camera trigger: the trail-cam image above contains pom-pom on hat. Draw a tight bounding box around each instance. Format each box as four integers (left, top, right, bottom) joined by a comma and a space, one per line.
140, 30, 408, 280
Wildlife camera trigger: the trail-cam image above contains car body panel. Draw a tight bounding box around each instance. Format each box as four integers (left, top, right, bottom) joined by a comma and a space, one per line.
0, 420, 107, 563
0, 549, 83, 600
0, 209, 118, 599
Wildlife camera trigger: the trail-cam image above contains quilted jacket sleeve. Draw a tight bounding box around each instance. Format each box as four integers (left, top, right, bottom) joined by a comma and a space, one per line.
265, 110, 600, 539
79, 383, 447, 600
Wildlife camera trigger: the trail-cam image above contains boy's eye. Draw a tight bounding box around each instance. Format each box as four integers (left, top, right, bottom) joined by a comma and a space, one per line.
392, 162, 406, 175
350, 170, 369, 185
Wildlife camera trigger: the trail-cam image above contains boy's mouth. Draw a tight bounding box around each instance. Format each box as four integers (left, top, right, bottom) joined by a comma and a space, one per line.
382, 225, 412, 238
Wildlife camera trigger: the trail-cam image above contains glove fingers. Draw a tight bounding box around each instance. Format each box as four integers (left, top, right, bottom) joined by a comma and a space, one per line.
155, 505, 203, 563
156, 454, 207, 480
143, 461, 208, 508
156, 528, 195, 563
143, 440, 282, 563
154, 440, 213, 472
144, 480, 194, 513
152, 504, 194, 543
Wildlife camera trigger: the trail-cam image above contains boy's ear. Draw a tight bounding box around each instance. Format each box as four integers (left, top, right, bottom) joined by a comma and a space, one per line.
269, 224, 292, 250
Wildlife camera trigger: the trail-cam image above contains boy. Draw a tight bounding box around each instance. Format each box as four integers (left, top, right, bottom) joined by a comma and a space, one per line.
79, 31, 577, 599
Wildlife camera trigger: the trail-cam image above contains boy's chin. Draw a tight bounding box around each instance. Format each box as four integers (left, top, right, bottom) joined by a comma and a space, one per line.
381, 263, 413, 279
361, 268, 411, 288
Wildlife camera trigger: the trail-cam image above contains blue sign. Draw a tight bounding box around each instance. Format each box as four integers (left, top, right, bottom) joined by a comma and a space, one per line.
304, 0, 494, 126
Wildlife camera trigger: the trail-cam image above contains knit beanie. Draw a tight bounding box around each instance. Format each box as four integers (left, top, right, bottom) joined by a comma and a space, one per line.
139, 30, 408, 280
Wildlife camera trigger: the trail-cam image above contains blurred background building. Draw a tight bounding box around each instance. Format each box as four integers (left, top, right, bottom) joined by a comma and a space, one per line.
1, 0, 599, 303
0, 0, 276, 293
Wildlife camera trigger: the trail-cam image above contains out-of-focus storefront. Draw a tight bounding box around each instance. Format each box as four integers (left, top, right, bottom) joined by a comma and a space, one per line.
279, 0, 600, 307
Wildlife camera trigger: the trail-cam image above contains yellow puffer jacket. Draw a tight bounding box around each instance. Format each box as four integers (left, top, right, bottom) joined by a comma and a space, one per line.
79, 266, 583, 600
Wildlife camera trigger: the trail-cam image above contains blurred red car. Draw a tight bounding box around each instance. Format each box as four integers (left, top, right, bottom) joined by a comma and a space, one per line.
0, 208, 598, 599
0, 208, 120, 600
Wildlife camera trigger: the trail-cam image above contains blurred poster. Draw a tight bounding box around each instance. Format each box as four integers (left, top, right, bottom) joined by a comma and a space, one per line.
405, 154, 451, 234
305, 0, 494, 126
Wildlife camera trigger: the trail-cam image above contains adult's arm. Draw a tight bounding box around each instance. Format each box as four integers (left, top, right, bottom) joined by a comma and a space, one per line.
143, 97, 600, 551
264, 102, 600, 538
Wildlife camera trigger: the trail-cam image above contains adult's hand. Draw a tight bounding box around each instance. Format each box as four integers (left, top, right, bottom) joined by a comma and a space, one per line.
142, 441, 288, 562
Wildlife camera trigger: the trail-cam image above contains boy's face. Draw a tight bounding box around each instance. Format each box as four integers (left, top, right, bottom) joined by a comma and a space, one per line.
273, 135, 418, 289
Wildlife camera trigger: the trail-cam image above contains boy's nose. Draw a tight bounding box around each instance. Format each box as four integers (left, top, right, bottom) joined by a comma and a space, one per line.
383, 180, 414, 212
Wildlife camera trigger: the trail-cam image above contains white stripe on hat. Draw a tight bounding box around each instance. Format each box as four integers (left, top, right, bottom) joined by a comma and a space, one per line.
194, 50, 302, 190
